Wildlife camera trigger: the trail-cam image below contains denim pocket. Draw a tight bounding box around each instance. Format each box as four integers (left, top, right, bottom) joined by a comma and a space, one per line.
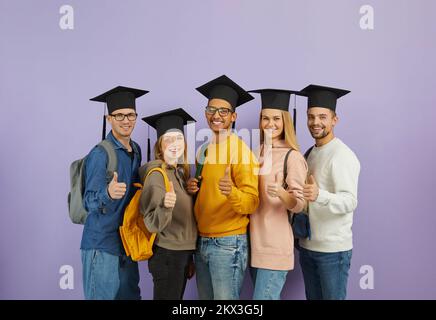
91, 249, 99, 265
215, 236, 238, 251
340, 250, 352, 268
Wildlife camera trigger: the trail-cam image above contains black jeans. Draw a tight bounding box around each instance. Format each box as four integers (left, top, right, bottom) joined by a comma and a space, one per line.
148, 245, 193, 300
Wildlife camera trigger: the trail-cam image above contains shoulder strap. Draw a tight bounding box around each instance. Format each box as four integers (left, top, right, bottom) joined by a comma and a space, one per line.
283, 145, 313, 186
283, 149, 292, 180
145, 167, 170, 192
99, 140, 118, 173
282, 149, 293, 188
195, 143, 209, 179
303, 146, 314, 160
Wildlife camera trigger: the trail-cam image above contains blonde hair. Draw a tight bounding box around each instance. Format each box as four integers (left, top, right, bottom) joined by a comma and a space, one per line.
154, 135, 190, 181
259, 110, 300, 152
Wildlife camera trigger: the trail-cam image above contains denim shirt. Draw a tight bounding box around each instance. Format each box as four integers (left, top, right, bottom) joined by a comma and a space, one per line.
80, 131, 141, 256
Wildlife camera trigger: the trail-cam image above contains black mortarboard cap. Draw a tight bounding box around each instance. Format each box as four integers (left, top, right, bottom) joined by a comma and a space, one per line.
90, 86, 149, 141
142, 108, 196, 162
142, 108, 196, 139
249, 89, 302, 111
300, 84, 350, 111
90, 86, 149, 114
196, 75, 254, 109
250, 89, 307, 133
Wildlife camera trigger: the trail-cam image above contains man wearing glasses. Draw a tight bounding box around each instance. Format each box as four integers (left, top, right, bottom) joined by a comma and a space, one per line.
80, 86, 148, 300
187, 75, 259, 300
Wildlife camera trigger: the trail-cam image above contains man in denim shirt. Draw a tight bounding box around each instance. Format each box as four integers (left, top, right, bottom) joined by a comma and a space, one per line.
80, 86, 148, 300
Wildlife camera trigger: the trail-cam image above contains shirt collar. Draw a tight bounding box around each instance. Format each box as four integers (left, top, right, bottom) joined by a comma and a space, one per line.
106, 131, 140, 156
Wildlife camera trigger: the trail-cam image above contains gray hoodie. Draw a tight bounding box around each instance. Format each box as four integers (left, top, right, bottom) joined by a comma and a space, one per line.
138, 160, 197, 250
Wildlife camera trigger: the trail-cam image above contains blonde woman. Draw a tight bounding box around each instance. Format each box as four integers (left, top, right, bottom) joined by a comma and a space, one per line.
249, 89, 308, 300
139, 108, 197, 300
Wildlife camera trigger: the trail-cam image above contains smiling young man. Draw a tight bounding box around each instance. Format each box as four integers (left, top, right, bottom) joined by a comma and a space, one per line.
297, 84, 361, 300
80, 86, 148, 300
187, 75, 259, 300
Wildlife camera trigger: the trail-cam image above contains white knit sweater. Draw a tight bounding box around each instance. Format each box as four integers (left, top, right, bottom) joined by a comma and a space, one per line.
299, 138, 361, 253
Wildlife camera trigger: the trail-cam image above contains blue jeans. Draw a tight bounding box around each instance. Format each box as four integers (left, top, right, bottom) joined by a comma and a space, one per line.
81, 249, 141, 300
195, 234, 248, 300
298, 247, 352, 300
250, 267, 288, 300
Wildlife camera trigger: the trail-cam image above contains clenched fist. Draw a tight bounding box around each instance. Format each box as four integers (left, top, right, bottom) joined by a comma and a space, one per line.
186, 176, 201, 195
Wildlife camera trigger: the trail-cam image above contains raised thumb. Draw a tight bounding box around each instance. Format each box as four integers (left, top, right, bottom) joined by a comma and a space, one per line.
224, 166, 230, 178
308, 174, 316, 185
112, 172, 118, 183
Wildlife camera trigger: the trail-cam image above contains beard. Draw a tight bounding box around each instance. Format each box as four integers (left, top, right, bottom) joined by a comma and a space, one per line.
309, 127, 330, 139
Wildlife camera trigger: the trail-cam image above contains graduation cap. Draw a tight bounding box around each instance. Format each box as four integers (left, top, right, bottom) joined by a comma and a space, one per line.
142, 108, 196, 161
90, 86, 149, 140
249, 89, 304, 133
196, 75, 253, 129
300, 84, 350, 112
248, 89, 302, 111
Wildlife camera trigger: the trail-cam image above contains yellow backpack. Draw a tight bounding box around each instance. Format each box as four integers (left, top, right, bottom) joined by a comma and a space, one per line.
119, 166, 170, 261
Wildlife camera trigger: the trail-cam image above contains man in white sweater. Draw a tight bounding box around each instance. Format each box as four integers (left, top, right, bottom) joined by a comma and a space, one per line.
298, 84, 361, 300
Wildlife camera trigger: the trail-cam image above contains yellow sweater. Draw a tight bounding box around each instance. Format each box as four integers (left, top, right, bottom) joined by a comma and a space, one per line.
194, 133, 259, 237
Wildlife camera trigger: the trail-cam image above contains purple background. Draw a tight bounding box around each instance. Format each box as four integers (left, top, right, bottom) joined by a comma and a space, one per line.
1, 0, 435, 299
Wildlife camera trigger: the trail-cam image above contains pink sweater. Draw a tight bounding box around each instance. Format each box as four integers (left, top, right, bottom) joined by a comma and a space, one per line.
250, 141, 308, 270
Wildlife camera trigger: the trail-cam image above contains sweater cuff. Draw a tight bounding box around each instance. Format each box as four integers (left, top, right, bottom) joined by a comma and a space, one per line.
315, 189, 329, 205
227, 186, 241, 204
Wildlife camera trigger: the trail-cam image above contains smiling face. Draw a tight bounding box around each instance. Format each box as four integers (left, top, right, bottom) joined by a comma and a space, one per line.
161, 131, 185, 165
260, 108, 284, 143
107, 108, 136, 139
205, 98, 237, 134
307, 107, 338, 145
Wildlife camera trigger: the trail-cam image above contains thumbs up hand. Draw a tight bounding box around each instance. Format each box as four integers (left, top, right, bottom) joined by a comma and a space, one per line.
218, 166, 233, 196
108, 172, 127, 200
303, 174, 319, 202
164, 181, 177, 208
266, 171, 285, 198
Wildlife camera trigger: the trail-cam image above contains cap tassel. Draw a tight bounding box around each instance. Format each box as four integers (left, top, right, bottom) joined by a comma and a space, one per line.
102, 104, 107, 141
147, 125, 151, 162
293, 108, 297, 134
102, 115, 106, 141
293, 94, 297, 134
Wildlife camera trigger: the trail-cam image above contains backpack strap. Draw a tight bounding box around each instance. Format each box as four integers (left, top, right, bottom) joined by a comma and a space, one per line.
145, 167, 170, 192
282, 149, 292, 189
99, 140, 118, 175
282, 145, 314, 188
303, 146, 314, 160
195, 143, 209, 179
285, 146, 315, 243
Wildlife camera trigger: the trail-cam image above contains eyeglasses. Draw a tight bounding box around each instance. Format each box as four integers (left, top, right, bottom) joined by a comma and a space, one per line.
110, 113, 138, 121
205, 106, 233, 117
